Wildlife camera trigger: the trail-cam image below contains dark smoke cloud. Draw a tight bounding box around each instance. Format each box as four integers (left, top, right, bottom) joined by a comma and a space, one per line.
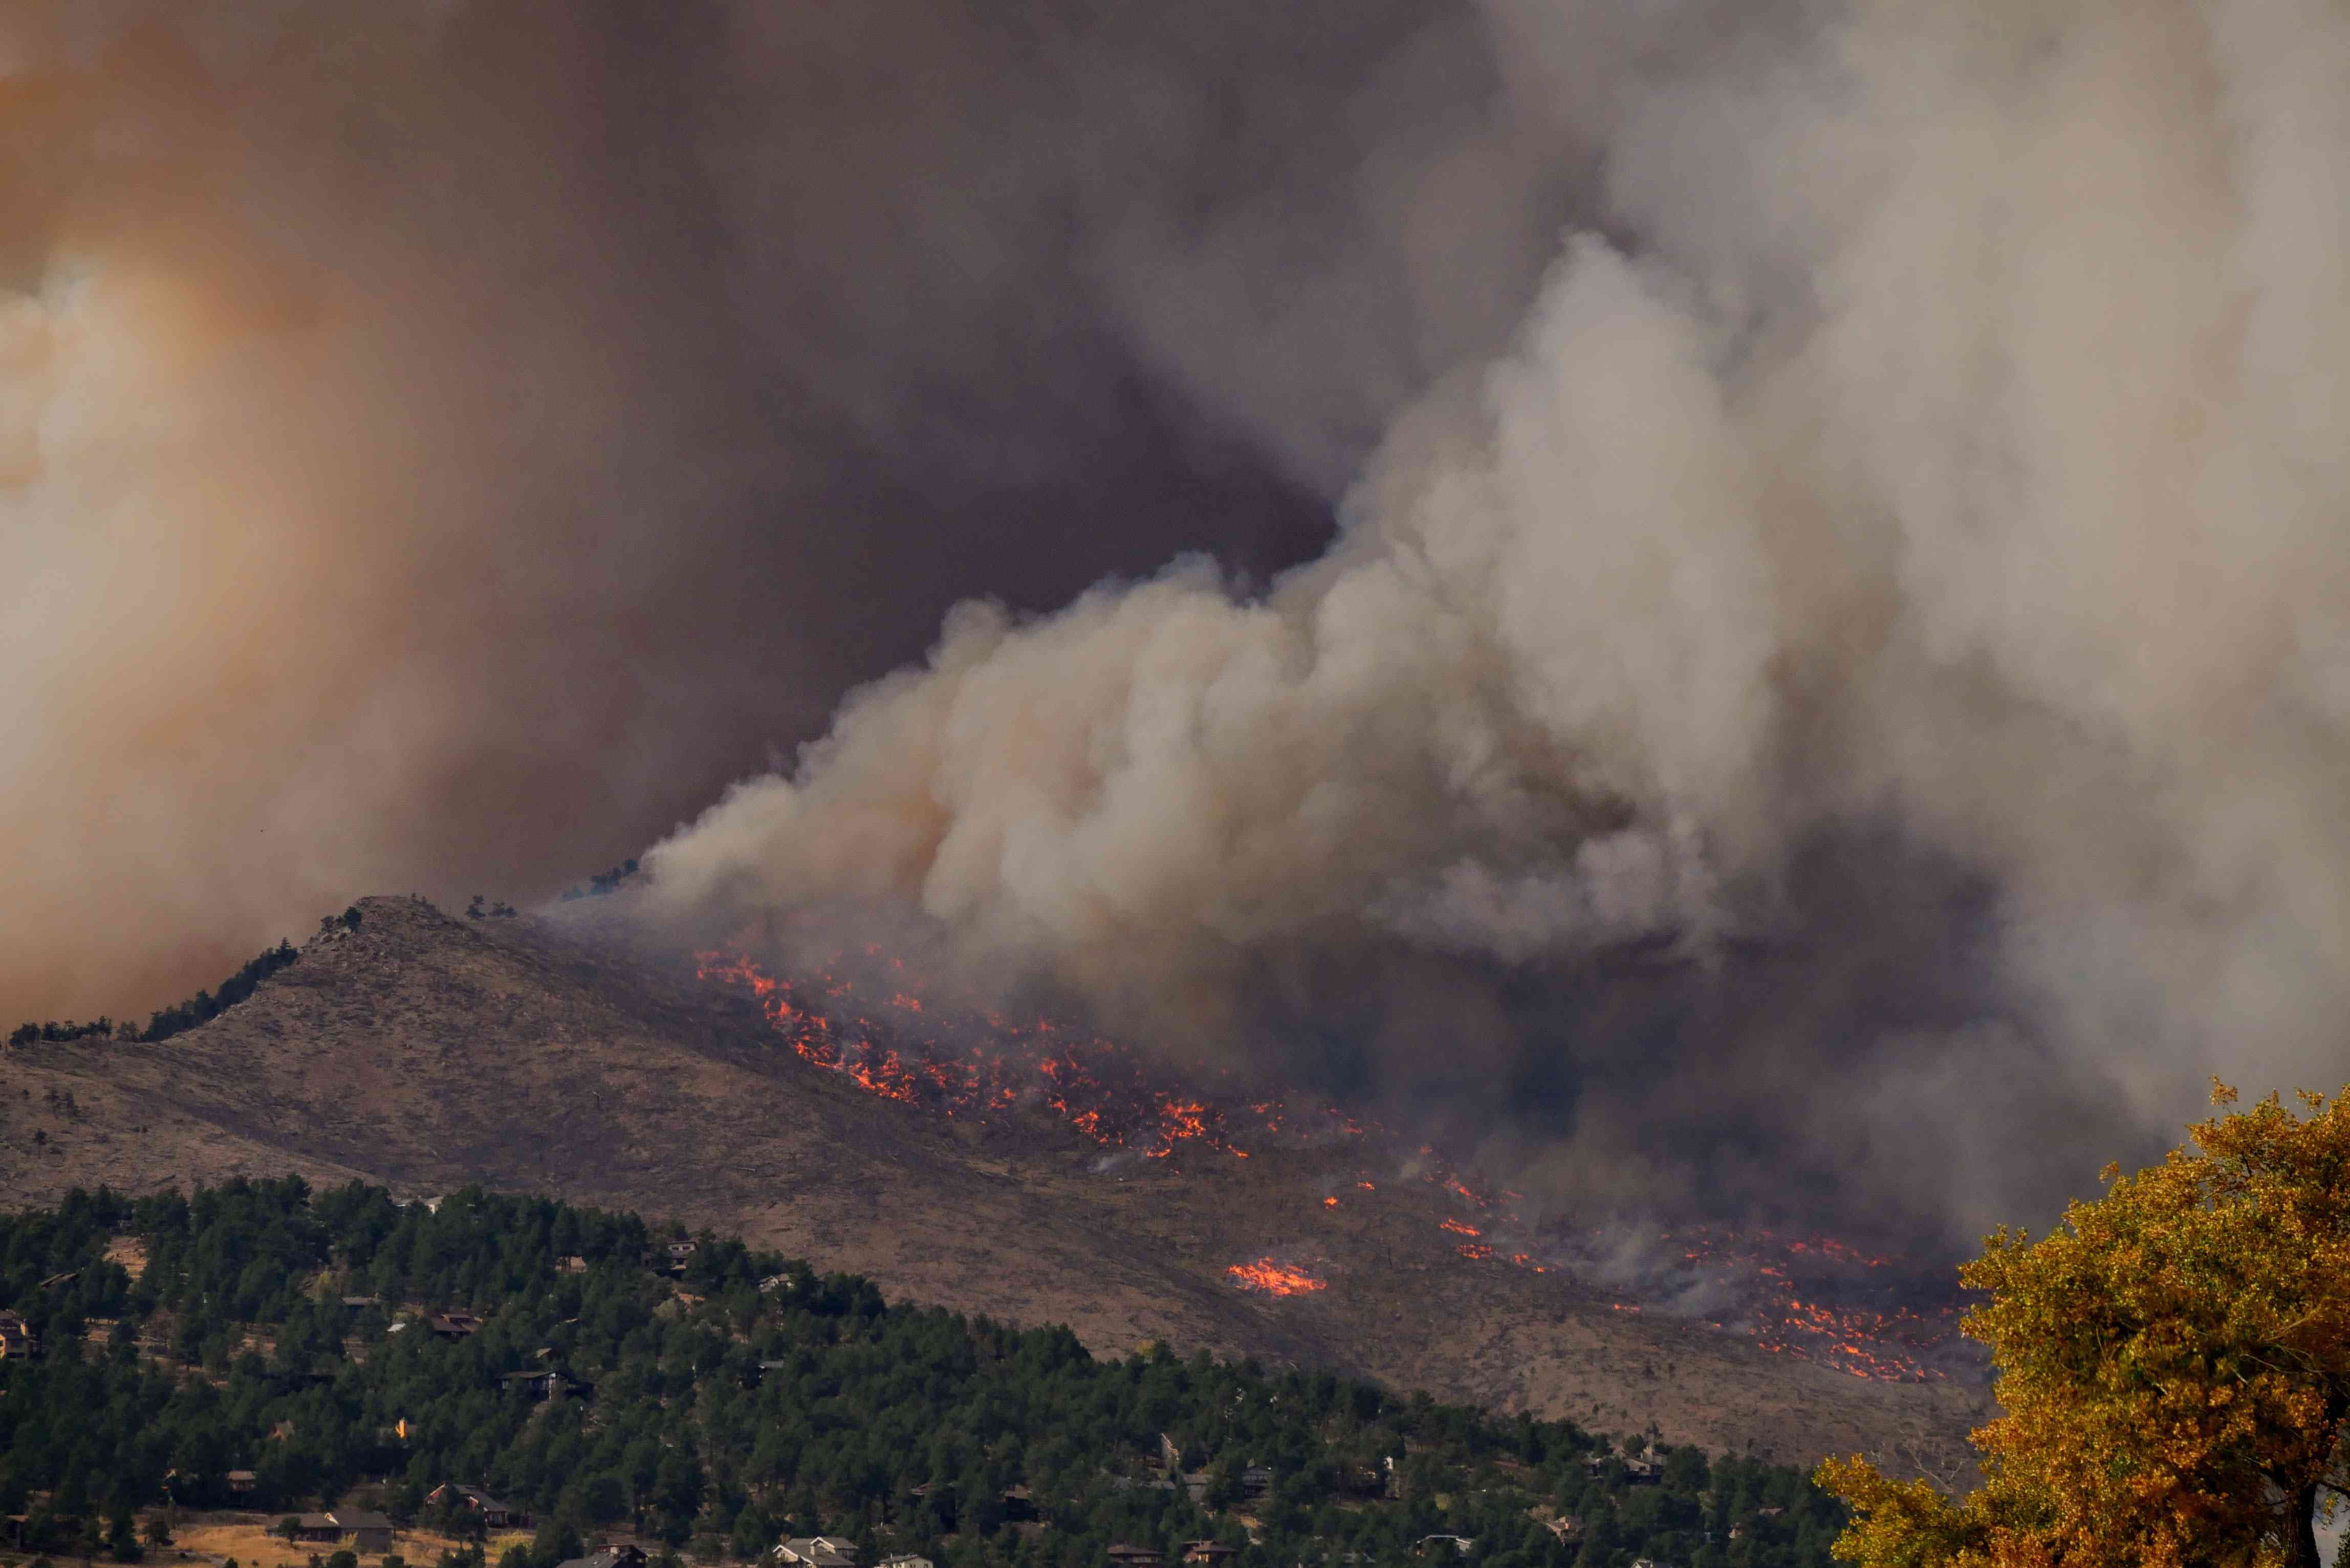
1, 2, 1549, 1020
646, 0, 2350, 1248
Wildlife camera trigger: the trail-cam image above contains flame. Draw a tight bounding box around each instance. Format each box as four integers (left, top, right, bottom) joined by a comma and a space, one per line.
1646, 1225, 1961, 1382
699, 946, 1956, 1380
1226, 1258, 1328, 1296
698, 946, 1369, 1162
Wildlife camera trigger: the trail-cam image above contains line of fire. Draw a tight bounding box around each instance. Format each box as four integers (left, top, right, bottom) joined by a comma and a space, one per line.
695, 945, 1964, 1385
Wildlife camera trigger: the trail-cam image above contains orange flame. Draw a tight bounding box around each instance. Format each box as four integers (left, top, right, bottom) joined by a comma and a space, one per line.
1225, 1258, 1328, 1296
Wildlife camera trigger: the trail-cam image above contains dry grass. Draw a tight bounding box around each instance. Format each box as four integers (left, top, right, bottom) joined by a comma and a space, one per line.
0, 895, 1987, 1478
165, 1517, 532, 1568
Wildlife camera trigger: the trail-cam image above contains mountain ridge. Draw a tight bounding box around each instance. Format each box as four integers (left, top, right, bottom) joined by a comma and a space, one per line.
0, 894, 1986, 1478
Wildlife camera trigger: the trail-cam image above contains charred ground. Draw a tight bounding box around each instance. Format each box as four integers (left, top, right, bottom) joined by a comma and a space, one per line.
0, 896, 1987, 1476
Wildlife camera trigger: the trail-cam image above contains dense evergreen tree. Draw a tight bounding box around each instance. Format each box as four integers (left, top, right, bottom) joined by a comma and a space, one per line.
0, 1183, 1845, 1567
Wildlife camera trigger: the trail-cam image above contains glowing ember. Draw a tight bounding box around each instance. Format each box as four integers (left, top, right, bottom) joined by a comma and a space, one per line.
698, 947, 1366, 1161
698, 945, 1959, 1382
1226, 1258, 1328, 1295
1612, 1224, 1963, 1382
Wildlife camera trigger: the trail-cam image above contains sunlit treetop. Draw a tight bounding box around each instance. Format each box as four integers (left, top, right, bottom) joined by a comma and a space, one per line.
1821, 1080, 2350, 1568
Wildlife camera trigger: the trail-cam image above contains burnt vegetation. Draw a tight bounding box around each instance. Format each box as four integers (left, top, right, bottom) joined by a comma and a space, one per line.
0, 1184, 1846, 1568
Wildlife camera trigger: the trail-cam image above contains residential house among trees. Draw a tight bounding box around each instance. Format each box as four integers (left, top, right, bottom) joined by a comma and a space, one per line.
425, 1484, 530, 1530
501, 1367, 591, 1401
772, 1537, 855, 1568
329, 1511, 395, 1552
556, 1548, 647, 1568
0, 1310, 37, 1360
287, 1511, 395, 1552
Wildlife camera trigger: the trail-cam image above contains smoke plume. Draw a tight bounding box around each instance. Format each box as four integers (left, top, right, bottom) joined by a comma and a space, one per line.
647, 0, 2350, 1245
2, 2, 1534, 1022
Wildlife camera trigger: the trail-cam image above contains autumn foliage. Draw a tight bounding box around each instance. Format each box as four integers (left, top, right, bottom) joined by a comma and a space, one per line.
1819, 1082, 2350, 1566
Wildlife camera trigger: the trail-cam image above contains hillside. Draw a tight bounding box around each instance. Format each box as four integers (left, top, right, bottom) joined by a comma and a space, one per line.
0, 896, 1987, 1476
0, 1183, 1858, 1568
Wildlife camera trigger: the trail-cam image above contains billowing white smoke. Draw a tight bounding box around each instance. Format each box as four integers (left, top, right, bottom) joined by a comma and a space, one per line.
649, 0, 2350, 1230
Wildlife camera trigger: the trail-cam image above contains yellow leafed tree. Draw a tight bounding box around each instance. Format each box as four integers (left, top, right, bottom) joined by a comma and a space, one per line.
1819, 1082, 2350, 1567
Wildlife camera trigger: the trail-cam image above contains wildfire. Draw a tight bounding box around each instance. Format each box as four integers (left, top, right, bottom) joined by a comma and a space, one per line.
698, 945, 1957, 1381
1226, 1258, 1328, 1296
1635, 1225, 1962, 1382
697, 946, 1367, 1162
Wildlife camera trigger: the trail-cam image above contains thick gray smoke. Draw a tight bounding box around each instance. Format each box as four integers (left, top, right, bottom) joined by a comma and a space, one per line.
1, 3, 1544, 1021
648, 0, 2350, 1246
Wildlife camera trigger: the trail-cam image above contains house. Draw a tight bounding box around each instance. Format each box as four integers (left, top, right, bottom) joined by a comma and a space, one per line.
1414, 1538, 1475, 1559
501, 1368, 592, 1401
427, 1312, 484, 1341
556, 1548, 647, 1568
292, 1515, 346, 1544
340, 1296, 381, 1311
741, 1359, 791, 1389
1181, 1543, 1239, 1564
1240, 1466, 1273, 1504
655, 1242, 698, 1274
1541, 1517, 1582, 1544
0, 1311, 38, 1361
227, 1471, 257, 1496
1106, 1546, 1165, 1568
1000, 1485, 1038, 1523
329, 1511, 396, 1553
876, 1556, 933, 1568
425, 1484, 531, 1530
557, 1256, 589, 1275
773, 1537, 855, 1568
1582, 1453, 1660, 1485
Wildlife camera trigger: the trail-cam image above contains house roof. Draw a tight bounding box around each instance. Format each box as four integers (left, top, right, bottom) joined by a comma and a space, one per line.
329, 1511, 394, 1531
556, 1549, 647, 1568
774, 1537, 855, 1568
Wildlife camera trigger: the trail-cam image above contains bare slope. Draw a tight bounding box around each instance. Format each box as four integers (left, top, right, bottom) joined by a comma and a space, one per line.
0, 895, 1985, 1476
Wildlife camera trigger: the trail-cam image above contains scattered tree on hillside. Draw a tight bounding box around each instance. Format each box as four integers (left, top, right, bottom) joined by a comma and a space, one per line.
1821, 1081, 2350, 1568
559, 860, 639, 901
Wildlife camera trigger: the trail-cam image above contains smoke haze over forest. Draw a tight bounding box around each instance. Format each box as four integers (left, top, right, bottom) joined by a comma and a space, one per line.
8, 1, 2350, 1248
